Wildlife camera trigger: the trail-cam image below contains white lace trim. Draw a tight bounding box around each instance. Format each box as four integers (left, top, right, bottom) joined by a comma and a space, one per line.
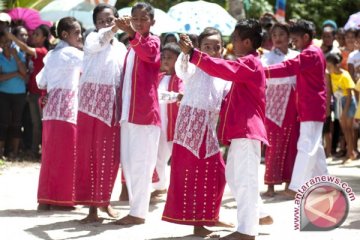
265, 84, 293, 127
78, 82, 115, 126
43, 88, 77, 124
173, 105, 219, 158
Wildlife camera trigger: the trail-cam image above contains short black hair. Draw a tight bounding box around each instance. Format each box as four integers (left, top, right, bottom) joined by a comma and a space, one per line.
326, 52, 342, 65
132, 2, 155, 20
93, 3, 118, 25
162, 42, 181, 56
198, 27, 223, 47
234, 19, 263, 49
270, 22, 290, 36
290, 19, 315, 40
57, 17, 80, 40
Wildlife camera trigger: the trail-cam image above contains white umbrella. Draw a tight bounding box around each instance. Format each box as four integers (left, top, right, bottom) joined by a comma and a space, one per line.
117, 7, 182, 36
167, 0, 237, 36
344, 11, 360, 30
40, 0, 95, 30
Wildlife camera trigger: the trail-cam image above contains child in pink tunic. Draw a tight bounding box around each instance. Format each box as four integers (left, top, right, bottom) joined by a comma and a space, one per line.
178, 19, 268, 240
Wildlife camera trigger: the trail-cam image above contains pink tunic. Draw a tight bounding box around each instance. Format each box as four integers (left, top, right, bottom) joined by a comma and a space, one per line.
266, 44, 327, 122
190, 49, 268, 145
120, 32, 161, 126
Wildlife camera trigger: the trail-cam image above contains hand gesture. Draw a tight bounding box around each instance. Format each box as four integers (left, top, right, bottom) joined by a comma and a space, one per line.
115, 16, 133, 33
179, 34, 194, 55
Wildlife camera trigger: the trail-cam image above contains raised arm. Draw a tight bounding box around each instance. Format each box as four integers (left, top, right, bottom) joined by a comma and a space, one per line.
84, 26, 119, 54
190, 49, 260, 82
174, 53, 196, 84
5, 31, 36, 56
129, 32, 160, 63
116, 16, 160, 63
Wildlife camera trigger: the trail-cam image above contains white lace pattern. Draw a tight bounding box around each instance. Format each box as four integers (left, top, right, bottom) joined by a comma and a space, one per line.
173, 53, 231, 158
79, 82, 114, 126
43, 88, 77, 124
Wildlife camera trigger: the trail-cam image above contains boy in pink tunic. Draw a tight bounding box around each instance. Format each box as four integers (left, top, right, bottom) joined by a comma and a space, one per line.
265, 19, 328, 197
179, 19, 268, 240
116, 2, 161, 225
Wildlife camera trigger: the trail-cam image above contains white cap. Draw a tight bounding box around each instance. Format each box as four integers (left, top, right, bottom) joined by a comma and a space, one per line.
0, 12, 11, 24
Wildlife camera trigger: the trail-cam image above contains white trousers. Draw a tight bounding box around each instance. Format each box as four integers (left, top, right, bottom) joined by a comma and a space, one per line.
289, 121, 328, 191
153, 130, 172, 190
120, 122, 160, 218
226, 138, 261, 236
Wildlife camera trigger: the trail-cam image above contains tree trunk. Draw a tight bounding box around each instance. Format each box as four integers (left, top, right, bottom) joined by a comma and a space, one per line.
227, 0, 246, 20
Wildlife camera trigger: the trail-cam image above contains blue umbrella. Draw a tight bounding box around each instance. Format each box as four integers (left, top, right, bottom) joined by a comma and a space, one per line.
167, 0, 237, 36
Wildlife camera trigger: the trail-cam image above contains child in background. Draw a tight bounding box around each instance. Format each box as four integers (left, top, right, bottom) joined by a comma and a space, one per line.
261, 22, 300, 197
162, 28, 233, 238
326, 53, 357, 161
116, 2, 161, 225
36, 17, 83, 210
348, 30, 360, 84
152, 42, 184, 198
265, 19, 328, 198
74, 3, 127, 222
178, 19, 269, 240
6, 24, 51, 160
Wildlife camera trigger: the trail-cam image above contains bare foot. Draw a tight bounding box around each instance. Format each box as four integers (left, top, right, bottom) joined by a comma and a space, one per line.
119, 183, 129, 201
213, 220, 235, 228
113, 214, 145, 225
193, 226, 219, 238
151, 189, 167, 198
281, 188, 296, 199
80, 206, 102, 223
342, 158, 353, 164
37, 203, 51, 211
261, 185, 275, 198
80, 214, 102, 223
261, 190, 275, 198
259, 215, 273, 225
99, 205, 119, 218
219, 231, 255, 240
50, 205, 76, 211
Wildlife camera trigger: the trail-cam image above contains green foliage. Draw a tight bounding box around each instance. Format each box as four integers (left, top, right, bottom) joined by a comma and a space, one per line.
0, 0, 53, 10
245, 0, 273, 19
268, 0, 360, 34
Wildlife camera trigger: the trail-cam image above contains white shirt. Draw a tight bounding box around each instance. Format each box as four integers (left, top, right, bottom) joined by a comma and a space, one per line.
78, 27, 127, 126
36, 40, 83, 124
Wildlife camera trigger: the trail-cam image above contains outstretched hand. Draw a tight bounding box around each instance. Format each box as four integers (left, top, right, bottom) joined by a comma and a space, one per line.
179, 34, 194, 55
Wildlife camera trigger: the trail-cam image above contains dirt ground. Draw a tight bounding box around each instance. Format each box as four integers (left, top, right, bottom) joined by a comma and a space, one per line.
0, 159, 359, 240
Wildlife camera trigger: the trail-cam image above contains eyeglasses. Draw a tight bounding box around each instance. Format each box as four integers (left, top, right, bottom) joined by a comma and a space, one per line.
96, 17, 114, 26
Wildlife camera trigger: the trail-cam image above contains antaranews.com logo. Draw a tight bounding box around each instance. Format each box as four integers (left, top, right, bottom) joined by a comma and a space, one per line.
294, 175, 356, 231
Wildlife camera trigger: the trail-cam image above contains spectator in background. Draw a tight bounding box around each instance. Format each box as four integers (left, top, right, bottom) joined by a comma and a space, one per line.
6, 24, 51, 160
341, 28, 357, 70
0, 31, 27, 160
162, 32, 179, 46
336, 27, 346, 49
258, 13, 277, 54
12, 25, 32, 156
348, 30, 360, 84
321, 25, 340, 57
